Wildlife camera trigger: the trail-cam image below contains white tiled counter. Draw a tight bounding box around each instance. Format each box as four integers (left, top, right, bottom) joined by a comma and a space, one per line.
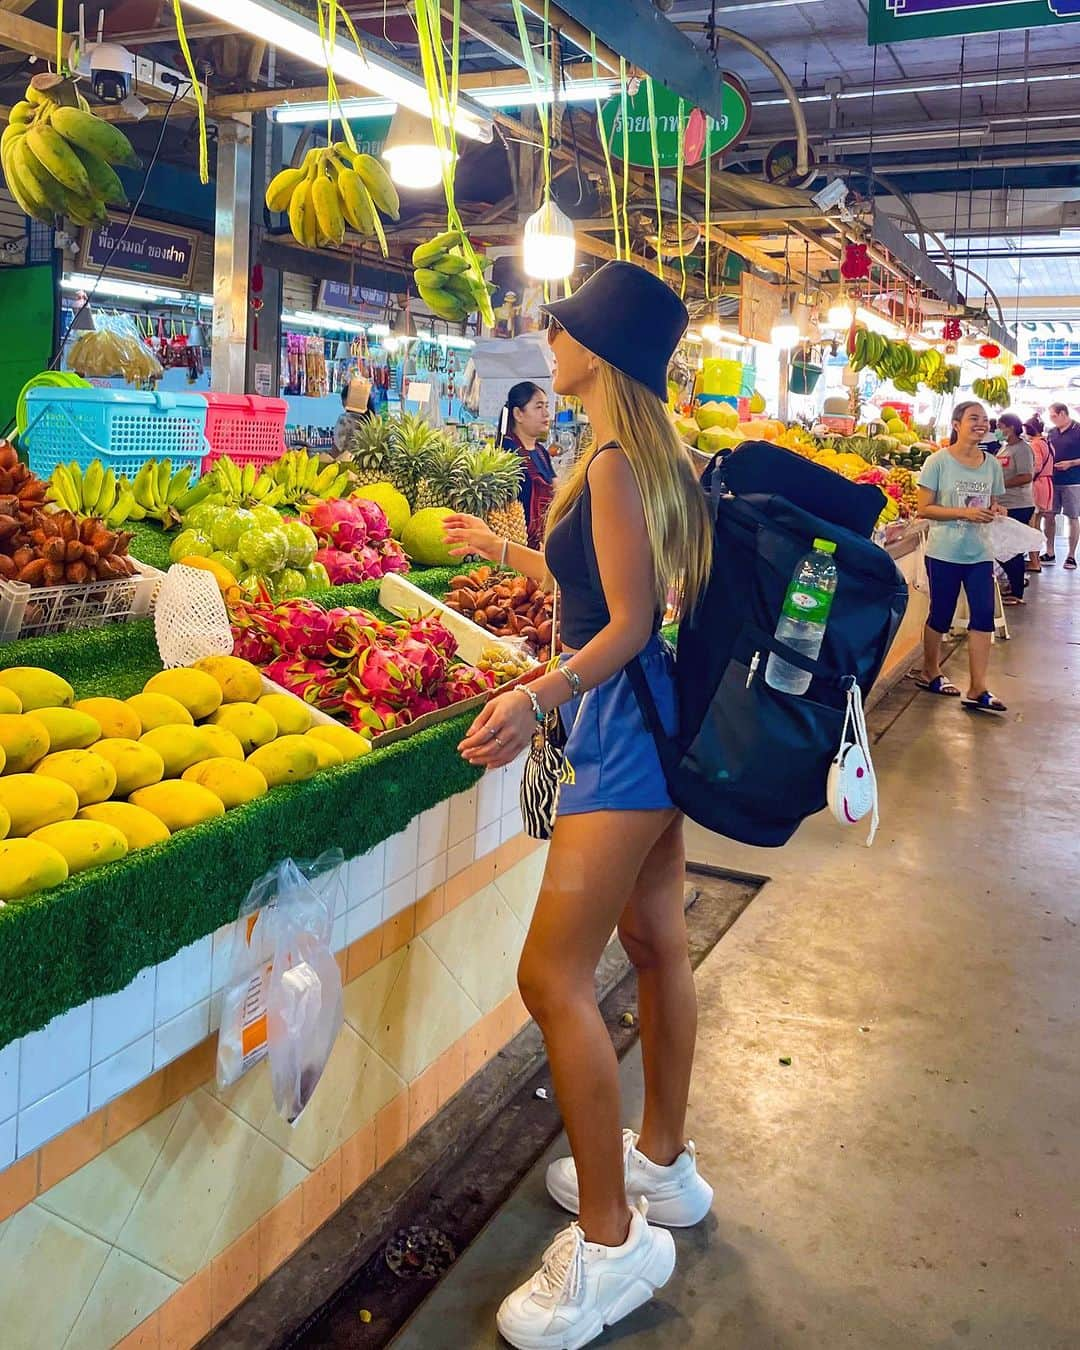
0, 756, 545, 1350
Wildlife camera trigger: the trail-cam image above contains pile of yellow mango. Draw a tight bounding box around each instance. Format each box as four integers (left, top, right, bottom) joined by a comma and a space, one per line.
0, 660, 370, 902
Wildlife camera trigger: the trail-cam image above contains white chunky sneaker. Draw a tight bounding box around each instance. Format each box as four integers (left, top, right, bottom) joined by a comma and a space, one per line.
546, 1130, 713, 1228
496, 1198, 676, 1350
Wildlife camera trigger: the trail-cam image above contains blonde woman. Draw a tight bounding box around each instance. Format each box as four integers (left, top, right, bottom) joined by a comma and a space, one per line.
444, 262, 714, 1350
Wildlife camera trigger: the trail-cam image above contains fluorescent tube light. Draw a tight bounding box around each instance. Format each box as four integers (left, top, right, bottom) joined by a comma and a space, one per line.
62, 273, 213, 307
272, 79, 619, 125
181, 0, 492, 142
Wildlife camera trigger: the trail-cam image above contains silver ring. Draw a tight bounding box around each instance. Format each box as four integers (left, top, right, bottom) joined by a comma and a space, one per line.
494, 736, 506, 747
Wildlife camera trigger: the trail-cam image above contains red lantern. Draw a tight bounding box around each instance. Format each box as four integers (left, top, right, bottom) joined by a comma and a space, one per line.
1012, 363, 1026, 377
979, 341, 1001, 359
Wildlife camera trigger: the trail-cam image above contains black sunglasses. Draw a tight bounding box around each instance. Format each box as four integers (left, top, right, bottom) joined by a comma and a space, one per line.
542, 314, 564, 336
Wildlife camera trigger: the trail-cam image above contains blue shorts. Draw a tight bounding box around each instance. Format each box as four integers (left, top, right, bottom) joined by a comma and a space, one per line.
557, 635, 677, 817
926, 557, 995, 634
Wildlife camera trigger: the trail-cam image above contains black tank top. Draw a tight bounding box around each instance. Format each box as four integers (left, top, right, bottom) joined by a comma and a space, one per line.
544, 443, 661, 650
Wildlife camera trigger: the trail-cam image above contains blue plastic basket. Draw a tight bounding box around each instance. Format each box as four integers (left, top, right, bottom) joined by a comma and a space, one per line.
22, 388, 210, 483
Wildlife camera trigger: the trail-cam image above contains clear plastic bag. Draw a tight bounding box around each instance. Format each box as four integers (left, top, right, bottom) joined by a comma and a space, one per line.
989, 515, 1044, 562
216, 850, 344, 1124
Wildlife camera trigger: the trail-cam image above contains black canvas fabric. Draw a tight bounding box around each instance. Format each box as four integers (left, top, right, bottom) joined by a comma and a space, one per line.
629, 446, 909, 847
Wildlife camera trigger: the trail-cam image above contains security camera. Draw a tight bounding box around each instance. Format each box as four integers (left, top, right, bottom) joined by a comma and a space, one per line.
89, 42, 134, 104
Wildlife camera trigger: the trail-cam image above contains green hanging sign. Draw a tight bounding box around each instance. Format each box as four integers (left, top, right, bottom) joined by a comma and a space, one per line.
599, 77, 750, 170
869, 0, 1080, 44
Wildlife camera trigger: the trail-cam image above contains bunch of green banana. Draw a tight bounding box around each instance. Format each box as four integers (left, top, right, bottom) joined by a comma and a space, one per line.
412, 230, 494, 324
972, 375, 1010, 408
129, 458, 197, 529
266, 143, 399, 250
268, 450, 350, 505
49, 459, 135, 528
1, 75, 139, 227
211, 455, 288, 509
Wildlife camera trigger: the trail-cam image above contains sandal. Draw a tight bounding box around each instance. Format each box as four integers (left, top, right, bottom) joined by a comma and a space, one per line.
1066, 557, 1077, 571
962, 691, 1008, 715
1040, 554, 1056, 564
1003, 596, 1025, 606
914, 674, 961, 697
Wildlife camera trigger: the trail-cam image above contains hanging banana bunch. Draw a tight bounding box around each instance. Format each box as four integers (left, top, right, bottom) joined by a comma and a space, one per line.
266, 142, 399, 249
1, 75, 139, 226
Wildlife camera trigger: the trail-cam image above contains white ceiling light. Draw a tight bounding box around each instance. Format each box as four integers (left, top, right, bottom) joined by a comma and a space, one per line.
272, 79, 619, 125
826, 298, 854, 330
523, 200, 576, 282
382, 107, 453, 190
61, 273, 213, 307
771, 307, 800, 350
181, 0, 492, 142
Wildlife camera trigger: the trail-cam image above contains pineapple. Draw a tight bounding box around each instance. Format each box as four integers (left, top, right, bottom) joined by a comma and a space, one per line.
343, 416, 397, 489
388, 413, 445, 505
452, 446, 527, 546
413, 437, 467, 511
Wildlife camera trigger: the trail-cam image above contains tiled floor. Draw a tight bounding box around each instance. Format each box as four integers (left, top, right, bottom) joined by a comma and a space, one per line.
391, 567, 1080, 1348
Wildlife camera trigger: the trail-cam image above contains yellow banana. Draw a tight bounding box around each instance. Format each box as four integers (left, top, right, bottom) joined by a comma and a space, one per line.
24, 84, 57, 109
265, 164, 307, 213
337, 169, 378, 236
352, 152, 400, 221
288, 179, 316, 248
9, 101, 35, 126
96, 468, 117, 517
82, 460, 104, 512
47, 105, 140, 169
5, 137, 55, 222
69, 144, 128, 206
25, 122, 91, 195
311, 168, 345, 246
17, 135, 78, 215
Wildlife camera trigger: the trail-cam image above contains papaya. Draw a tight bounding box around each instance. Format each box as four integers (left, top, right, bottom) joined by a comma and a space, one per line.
30, 820, 128, 874
78, 802, 171, 851
193, 655, 264, 704
246, 735, 319, 787
34, 749, 116, 806
90, 738, 164, 796
31, 707, 101, 752
0, 773, 79, 836
307, 736, 344, 770
207, 702, 278, 755
182, 757, 268, 809
0, 667, 73, 711
199, 725, 245, 761
126, 692, 194, 730
0, 838, 69, 900
143, 669, 223, 720
139, 726, 216, 778
130, 781, 225, 832
0, 713, 51, 773
306, 724, 372, 763
0, 687, 21, 714
74, 697, 142, 740
258, 692, 312, 736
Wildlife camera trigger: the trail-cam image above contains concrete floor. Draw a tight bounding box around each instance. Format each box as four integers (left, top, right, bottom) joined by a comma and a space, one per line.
391, 563, 1080, 1350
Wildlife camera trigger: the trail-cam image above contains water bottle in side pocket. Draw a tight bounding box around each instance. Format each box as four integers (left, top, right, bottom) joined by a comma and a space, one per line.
766, 538, 838, 695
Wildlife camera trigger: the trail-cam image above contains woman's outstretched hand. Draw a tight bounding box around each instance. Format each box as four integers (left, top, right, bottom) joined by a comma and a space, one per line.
443, 513, 500, 561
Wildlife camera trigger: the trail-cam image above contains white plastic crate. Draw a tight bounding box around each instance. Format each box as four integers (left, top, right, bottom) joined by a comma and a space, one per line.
0, 560, 164, 643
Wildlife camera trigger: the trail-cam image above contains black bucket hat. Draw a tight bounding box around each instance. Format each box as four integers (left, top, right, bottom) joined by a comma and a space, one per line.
540, 260, 689, 401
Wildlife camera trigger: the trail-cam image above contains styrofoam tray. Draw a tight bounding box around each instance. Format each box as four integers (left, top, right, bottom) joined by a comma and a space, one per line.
378, 572, 541, 670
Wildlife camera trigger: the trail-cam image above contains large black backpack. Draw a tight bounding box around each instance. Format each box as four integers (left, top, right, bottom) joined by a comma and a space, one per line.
629, 442, 909, 847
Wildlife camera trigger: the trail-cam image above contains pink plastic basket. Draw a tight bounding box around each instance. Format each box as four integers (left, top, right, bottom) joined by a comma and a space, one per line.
199, 393, 288, 474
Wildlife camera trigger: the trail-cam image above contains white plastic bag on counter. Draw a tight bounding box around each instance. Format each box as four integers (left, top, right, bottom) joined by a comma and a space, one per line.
216, 850, 344, 1124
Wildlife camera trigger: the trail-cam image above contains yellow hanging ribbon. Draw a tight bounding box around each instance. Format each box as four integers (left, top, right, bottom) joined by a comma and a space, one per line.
618, 59, 631, 259
644, 79, 664, 280
704, 134, 712, 300
171, 0, 208, 184
591, 36, 621, 260
56, 0, 63, 73
675, 97, 687, 299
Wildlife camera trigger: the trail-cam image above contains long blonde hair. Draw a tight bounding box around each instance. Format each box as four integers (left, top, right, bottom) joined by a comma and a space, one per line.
546, 362, 712, 617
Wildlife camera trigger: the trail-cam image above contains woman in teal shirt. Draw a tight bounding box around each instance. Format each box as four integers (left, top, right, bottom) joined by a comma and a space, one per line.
916, 401, 1008, 714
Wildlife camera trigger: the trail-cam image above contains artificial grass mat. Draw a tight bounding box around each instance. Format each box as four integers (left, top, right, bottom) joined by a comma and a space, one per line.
0, 566, 478, 1048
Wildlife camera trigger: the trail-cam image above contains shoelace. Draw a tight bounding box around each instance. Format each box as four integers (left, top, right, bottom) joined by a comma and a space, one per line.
533, 1225, 586, 1305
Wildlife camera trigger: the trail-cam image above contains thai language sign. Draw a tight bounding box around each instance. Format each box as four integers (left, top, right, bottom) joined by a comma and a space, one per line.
599, 77, 750, 169
80, 216, 199, 287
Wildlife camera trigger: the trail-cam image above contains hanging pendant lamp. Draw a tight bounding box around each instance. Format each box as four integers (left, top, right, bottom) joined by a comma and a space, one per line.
523, 199, 576, 282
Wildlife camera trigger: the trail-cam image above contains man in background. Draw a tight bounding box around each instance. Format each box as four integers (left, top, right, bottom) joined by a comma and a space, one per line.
1047, 402, 1080, 570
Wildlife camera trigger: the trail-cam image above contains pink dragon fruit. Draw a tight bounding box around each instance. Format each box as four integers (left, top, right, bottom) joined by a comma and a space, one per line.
264, 655, 350, 713
377, 539, 410, 574
351, 498, 391, 542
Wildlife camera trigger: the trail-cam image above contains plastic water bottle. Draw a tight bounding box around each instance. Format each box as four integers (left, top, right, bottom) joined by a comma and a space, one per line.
765, 538, 838, 696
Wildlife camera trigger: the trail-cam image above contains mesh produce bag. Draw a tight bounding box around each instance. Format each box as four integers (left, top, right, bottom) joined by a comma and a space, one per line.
154, 564, 233, 667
